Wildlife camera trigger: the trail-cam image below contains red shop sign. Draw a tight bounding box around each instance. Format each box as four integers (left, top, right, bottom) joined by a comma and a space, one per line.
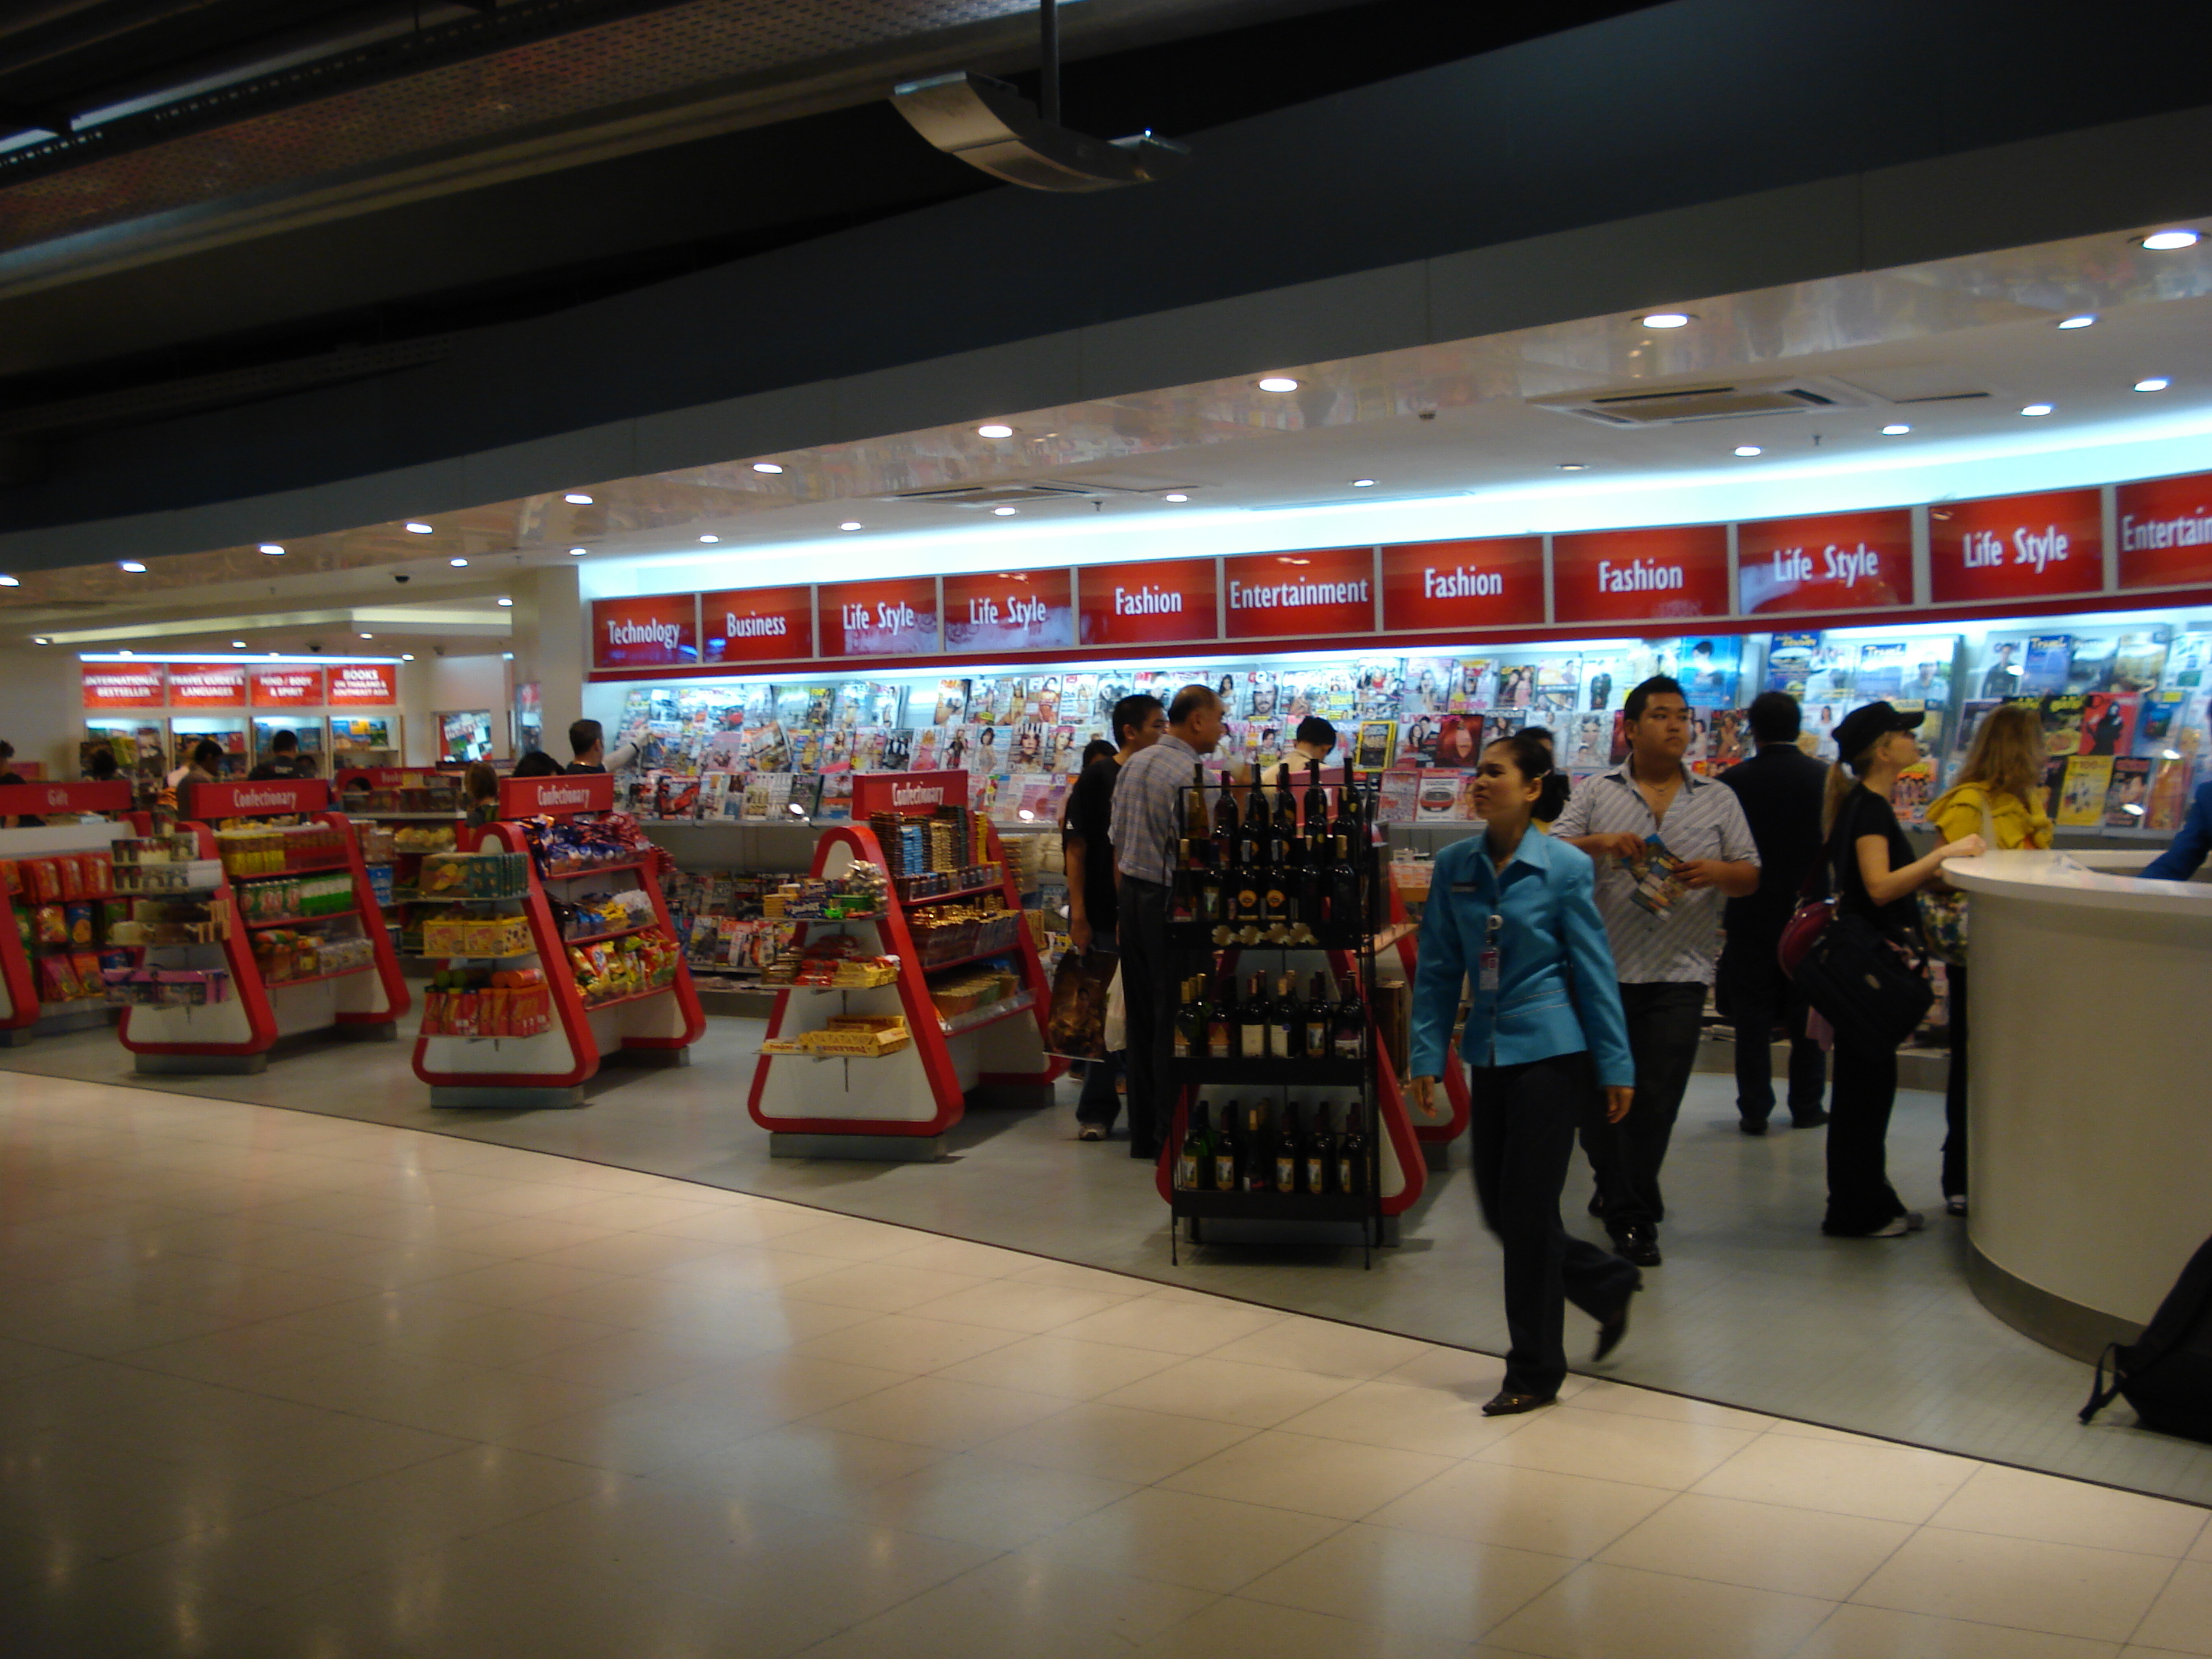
498, 771, 613, 818
1077, 557, 1218, 647
2116, 470, 2212, 590
250, 666, 326, 706
1380, 536, 1545, 633
189, 778, 332, 818
850, 769, 969, 817
0, 780, 132, 819
166, 660, 249, 709
817, 577, 940, 658
592, 595, 699, 670
701, 585, 811, 664
942, 569, 1075, 653
1737, 510, 1914, 614
1928, 487, 2103, 604
81, 661, 166, 710
1552, 523, 1730, 624
1224, 547, 1375, 641
328, 664, 399, 705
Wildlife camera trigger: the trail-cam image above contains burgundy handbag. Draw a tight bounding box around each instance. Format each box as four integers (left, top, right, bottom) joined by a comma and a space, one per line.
1778, 892, 1832, 977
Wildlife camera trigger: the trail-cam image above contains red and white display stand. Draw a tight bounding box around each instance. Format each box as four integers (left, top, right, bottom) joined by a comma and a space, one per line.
411, 771, 705, 1107
121, 778, 408, 1073
747, 770, 1061, 1158
0, 781, 138, 1045
1386, 878, 1472, 1151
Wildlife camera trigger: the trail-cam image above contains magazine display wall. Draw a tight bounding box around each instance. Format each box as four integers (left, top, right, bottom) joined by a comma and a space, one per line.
0, 781, 138, 1045
746, 770, 1061, 1157
410, 771, 705, 1107
119, 778, 408, 1074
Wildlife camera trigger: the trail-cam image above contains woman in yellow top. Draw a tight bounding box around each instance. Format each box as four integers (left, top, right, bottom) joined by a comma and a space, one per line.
1922, 705, 2052, 1216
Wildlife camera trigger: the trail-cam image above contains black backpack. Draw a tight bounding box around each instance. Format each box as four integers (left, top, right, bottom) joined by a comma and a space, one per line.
2080, 1233, 2212, 1443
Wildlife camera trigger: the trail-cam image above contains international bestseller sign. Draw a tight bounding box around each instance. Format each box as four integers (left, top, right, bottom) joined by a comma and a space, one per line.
1077, 556, 1217, 647
1736, 510, 1914, 614
1552, 523, 1730, 624
1926, 487, 2103, 605
1380, 536, 1545, 633
81, 661, 166, 710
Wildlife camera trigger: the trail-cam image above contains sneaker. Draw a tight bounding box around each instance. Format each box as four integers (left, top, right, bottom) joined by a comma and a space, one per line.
1861, 1211, 1925, 1238
1077, 1124, 1105, 1142
1945, 1195, 1969, 1218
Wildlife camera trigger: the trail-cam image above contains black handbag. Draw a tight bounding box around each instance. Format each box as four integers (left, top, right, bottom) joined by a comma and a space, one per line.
1792, 798, 1934, 1049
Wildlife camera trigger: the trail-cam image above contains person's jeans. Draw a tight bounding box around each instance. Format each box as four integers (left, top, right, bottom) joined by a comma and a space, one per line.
1824, 1033, 1907, 1234
1581, 981, 1705, 1234
1117, 878, 1173, 1158
1473, 1052, 1642, 1397
1719, 931, 1826, 1124
1941, 963, 1969, 1199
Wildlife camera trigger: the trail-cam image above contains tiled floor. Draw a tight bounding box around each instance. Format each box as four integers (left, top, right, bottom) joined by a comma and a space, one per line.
3, 1074, 2209, 1658
7, 1018, 2209, 1509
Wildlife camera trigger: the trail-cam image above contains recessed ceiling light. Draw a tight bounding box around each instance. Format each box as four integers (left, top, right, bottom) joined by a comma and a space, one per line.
1733, 445, 1763, 457
992, 506, 1018, 516
1256, 377, 1299, 392
266, 652, 279, 659
2020, 403, 2054, 416
1557, 462, 1588, 472
2141, 230, 2200, 251
1163, 493, 1190, 503
402, 652, 415, 661
449, 557, 469, 567
563, 493, 593, 505
0, 575, 17, 587
699, 534, 719, 543
752, 462, 783, 475
259, 543, 286, 555
117, 649, 132, 656
977, 424, 1014, 439
1350, 478, 1377, 487
120, 560, 147, 572
2134, 377, 2172, 392
32, 637, 50, 645
1880, 423, 1912, 435
359, 632, 373, 640
839, 521, 863, 531
2057, 315, 2097, 329
569, 547, 587, 555
231, 640, 246, 648
1641, 312, 1694, 329
501, 652, 514, 662
405, 522, 433, 534
496, 596, 514, 607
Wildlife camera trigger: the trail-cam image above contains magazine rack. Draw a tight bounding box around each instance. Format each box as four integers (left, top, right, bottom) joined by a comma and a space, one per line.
121, 779, 408, 1073
747, 770, 1061, 1158
411, 771, 705, 1106
0, 781, 138, 1044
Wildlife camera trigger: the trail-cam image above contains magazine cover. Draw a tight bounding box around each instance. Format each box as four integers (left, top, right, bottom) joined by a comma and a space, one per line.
1452, 658, 1501, 713
775, 685, 833, 727
788, 729, 823, 773
1532, 658, 1583, 714
2056, 755, 2113, 825
1008, 723, 1052, 773
1414, 770, 1478, 821
1375, 770, 1422, 824
1801, 639, 1858, 704
743, 720, 791, 771
1352, 720, 1398, 770
1018, 677, 1062, 723
911, 727, 943, 770
2022, 634, 2074, 693
1681, 636, 1743, 709
876, 729, 916, 772
1765, 633, 1820, 697
1708, 709, 1749, 766
740, 772, 792, 820
1565, 714, 1610, 768
1893, 758, 1937, 826
1354, 660, 1405, 715
2105, 757, 2154, 826
1609, 711, 1632, 765
1430, 714, 1483, 768
787, 774, 824, 819
658, 775, 702, 821
2038, 695, 2089, 757
698, 775, 731, 822
2147, 735, 2201, 830
1581, 660, 1623, 713
1493, 664, 1539, 709
932, 679, 971, 724
1244, 670, 1280, 719
1400, 714, 1442, 765
968, 678, 1014, 724
1853, 642, 1908, 701
1406, 659, 1456, 713
1902, 639, 1957, 710
2079, 692, 2138, 756
817, 775, 853, 822
1953, 699, 2001, 756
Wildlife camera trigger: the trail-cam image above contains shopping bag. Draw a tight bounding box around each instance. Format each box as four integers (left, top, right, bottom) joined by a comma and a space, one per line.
1103, 960, 1127, 1054
1791, 911, 1933, 1051
1046, 950, 1115, 1060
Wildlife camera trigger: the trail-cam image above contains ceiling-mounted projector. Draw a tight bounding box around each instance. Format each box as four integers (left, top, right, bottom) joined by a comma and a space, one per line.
889, 2, 1188, 193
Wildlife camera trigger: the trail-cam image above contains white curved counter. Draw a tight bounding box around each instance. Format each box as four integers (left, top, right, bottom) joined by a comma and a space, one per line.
1944, 851, 2212, 1357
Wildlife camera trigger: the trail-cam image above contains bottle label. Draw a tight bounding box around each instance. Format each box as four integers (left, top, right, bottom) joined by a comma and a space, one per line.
1177, 1149, 1197, 1189
1270, 1020, 1294, 1058
1241, 1025, 1265, 1058
1339, 1156, 1359, 1193
1208, 1020, 1230, 1058
1215, 1154, 1236, 1189
1305, 1017, 1328, 1051
1197, 886, 1220, 922
1306, 1155, 1327, 1193
1275, 1155, 1298, 1191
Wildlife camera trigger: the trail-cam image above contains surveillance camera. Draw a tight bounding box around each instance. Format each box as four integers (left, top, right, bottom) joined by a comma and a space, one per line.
393, 572, 411, 584
1418, 410, 1437, 422
433, 646, 446, 657
307, 640, 325, 652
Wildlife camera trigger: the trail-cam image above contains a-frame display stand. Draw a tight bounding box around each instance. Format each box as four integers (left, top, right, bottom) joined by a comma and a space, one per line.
412, 770, 704, 1107
1385, 878, 1472, 1151
0, 780, 137, 1045
747, 770, 1061, 1159
120, 778, 408, 1074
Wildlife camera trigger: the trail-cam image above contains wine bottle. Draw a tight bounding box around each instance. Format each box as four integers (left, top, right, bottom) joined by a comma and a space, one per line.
1212, 780, 1240, 871
1177, 977, 1209, 1057
1231, 860, 1262, 926
1326, 835, 1360, 940
1207, 971, 1233, 1059
1260, 856, 1289, 930
1245, 774, 1272, 869
1338, 1107, 1369, 1197
1275, 1100, 1303, 1192
1303, 970, 1332, 1058
1306, 1102, 1336, 1195
1238, 972, 1268, 1061
1273, 765, 1297, 858
1269, 971, 1297, 1060
1178, 1101, 1210, 1190
1195, 859, 1223, 927
1213, 1099, 1242, 1190
1184, 762, 1212, 842
1170, 841, 1196, 925
1303, 760, 1328, 839
1244, 1100, 1274, 1192
1333, 977, 1365, 1061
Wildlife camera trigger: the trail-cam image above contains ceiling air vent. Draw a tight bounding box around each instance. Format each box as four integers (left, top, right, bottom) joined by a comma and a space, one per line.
882, 473, 1191, 508
1530, 377, 1873, 427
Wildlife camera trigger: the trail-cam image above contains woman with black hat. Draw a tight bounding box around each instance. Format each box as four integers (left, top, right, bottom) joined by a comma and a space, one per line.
1818, 702, 1985, 1238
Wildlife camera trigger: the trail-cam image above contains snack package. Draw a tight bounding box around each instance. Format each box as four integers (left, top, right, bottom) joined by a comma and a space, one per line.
64, 902, 94, 945
33, 904, 67, 945
54, 858, 83, 902
37, 956, 78, 1002
25, 860, 60, 904
69, 951, 103, 999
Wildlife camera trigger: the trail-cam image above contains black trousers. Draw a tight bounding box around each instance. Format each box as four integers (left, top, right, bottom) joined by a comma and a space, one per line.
1823, 1033, 1907, 1234
1718, 930, 1827, 1123
1580, 981, 1704, 1233
1074, 930, 1123, 1130
1941, 964, 1969, 1199
1473, 1052, 1642, 1397
1117, 878, 1174, 1157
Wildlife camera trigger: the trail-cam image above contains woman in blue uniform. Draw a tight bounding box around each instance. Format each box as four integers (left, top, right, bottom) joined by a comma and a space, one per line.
1410, 732, 1640, 1416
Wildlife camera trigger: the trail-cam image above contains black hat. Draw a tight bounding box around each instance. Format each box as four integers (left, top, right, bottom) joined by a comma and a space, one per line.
1831, 701, 1924, 768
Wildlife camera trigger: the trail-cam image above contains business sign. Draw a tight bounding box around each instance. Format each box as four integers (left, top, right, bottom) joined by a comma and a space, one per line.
2116, 470, 2212, 590
850, 769, 969, 817
817, 577, 940, 658
942, 569, 1076, 653
81, 661, 166, 710
251, 666, 326, 706
327, 664, 400, 705
1552, 523, 1730, 624
1736, 510, 1914, 614
701, 585, 811, 664
166, 660, 249, 709
498, 771, 613, 818
592, 595, 699, 670
0, 781, 132, 819
1223, 547, 1375, 640
1927, 487, 2102, 604
1077, 556, 1218, 647
188, 779, 333, 818
1380, 536, 1545, 633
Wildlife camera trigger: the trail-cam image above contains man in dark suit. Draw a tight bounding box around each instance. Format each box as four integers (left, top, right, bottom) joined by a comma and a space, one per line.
1718, 693, 1830, 1133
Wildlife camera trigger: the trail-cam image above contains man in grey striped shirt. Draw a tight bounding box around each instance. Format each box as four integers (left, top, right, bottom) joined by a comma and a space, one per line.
1555, 675, 1759, 1267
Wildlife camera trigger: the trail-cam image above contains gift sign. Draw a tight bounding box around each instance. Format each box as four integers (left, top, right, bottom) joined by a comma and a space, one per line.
0, 780, 132, 819
1928, 487, 2103, 604
592, 595, 698, 670
1077, 557, 1218, 647
166, 660, 249, 709
851, 769, 969, 816
189, 779, 332, 818
498, 772, 613, 818
701, 585, 811, 664
1552, 523, 1730, 624
327, 664, 399, 705
1224, 547, 1375, 640
251, 666, 326, 706
942, 569, 1075, 652
817, 577, 940, 657
1380, 536, 1545, 632
1737, 510, 1914, 613
2116, 470, 2212, 590
81, 661, 166, 710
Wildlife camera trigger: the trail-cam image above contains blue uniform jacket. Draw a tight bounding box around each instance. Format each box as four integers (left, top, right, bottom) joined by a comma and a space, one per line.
1409, 830, 1635, 1087
2143, 781, 2212, 883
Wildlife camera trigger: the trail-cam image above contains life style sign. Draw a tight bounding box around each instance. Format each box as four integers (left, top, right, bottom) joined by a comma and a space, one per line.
941, 570, 1074, 652
817, 578, 940, 657
1737, 510, 1915, 613
1928, 488, 2103, 604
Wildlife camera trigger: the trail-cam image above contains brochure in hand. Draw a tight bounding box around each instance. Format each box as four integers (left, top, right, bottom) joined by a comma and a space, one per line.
1627, 833, 1690, 917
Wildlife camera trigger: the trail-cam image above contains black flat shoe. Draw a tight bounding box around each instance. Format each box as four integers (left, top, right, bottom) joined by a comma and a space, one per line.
1609, 1227, 1663, 1268
1791, 1110, 1830, 1129
1593, 1285, 1640, 1362
1481, 1389, 1557, 1416
1738, 1117, 1768, 1136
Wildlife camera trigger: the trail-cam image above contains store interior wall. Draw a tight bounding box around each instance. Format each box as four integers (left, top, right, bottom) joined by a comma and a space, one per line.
401, 655, 511, 765
508, 566, 584, 758
0, 644, 83, 776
